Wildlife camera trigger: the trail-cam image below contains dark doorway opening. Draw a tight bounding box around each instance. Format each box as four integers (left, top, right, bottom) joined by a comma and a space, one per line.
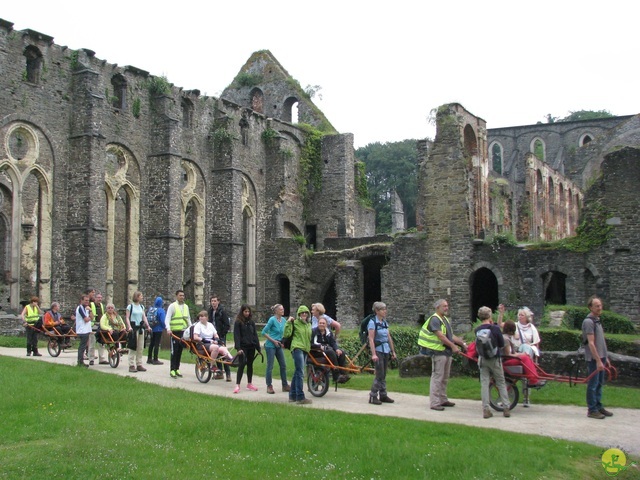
543, 271, 566, 305
362, 256, 387, 318
469, 267, 499, 323
277, 275, 291, 317
322, 278, 337, 321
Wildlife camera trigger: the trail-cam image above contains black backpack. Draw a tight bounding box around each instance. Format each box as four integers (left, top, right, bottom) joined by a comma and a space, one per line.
359, 314, 389, 346
476, 328, 498, 359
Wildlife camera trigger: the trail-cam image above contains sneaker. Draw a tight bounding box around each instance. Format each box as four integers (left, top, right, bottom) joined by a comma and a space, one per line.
152, 360, 164, 365
296, 398, 312, 405
282, 385, 291, 392
430, 406, 445, 411
226, 374, 232, 382
26, 352, 31, 357
503, 407, 511, 418
175, 370, 183, 377
599, 408, 613, 417
247, 383, 258, 391
523, 400, 530, 408
440, 401, 456, 407
214, 370, 224, 380
129, 366, 137, 373
288, 398, 297, 403
483, 408, 493, 419
137, 365, 147, 372
233, 385, 240, 394
170, 370, 177, 378
588, 411, 606, 419
33, 352, 43, 357
380, 396, 395, 403
267, 385, 275, 394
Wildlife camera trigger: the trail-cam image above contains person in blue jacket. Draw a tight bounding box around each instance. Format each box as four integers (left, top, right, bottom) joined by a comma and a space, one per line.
147, 296, 166, 365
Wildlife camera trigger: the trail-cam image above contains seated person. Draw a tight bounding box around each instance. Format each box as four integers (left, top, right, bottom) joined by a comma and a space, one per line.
501, 320, 544, 387
310, 317, 349, 384
43, 302, 71, 346
311, 303, 341, 338
99, 304, 127, 344
193, 311, 233, 363
497, 304, 540, 362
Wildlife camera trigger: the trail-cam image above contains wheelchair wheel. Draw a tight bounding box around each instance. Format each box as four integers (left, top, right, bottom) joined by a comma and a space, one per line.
47, 339, 61, 357
108, 346, 120, 368
195, 358, 212, 383
307, 365, 329, 397
489, 380, 519, 411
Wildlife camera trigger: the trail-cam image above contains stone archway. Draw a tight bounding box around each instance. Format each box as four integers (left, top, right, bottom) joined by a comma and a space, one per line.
469, 267, 499, 323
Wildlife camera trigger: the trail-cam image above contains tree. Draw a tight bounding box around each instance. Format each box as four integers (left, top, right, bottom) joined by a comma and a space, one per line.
544, 109, 614, 123
355, 140, 419, 233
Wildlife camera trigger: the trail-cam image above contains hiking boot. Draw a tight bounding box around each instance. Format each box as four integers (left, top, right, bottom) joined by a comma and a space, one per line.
430, 406, 445, 411
288, 398, 297, 403
129, 366, 137, 373
226, 374, 232, 382
246, 383, 258, 391
503, 407, 511, 418
267, 385, 275, 394
282, 385, 290, 392
599, 408, 613, 417
369, 396, 382, 405
440, 401, 455, 407
170, 370, 177, 378
483, 408, 493, 419
380, 396, 395, 403
137, 365, 147, 372
33, 351, 42, 357
588, 411, 606, 419
296, 398, 312, 405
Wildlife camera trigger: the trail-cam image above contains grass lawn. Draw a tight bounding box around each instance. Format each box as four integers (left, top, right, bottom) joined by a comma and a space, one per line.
0, 356, 626, 479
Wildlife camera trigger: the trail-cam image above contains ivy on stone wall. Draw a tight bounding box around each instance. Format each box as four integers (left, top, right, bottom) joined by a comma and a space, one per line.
528, 202, 612, 253
298, 123, 324, 216
354, 161, 372, 208
132, 97, 141, 118
234, 72, 263, 88
261, 128, 279, 148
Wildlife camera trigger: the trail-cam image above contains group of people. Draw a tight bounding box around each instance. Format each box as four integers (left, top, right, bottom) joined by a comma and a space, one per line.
418, 297, 613, 420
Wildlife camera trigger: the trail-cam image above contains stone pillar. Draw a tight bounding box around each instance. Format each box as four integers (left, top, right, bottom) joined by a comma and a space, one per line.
64, 56, 108, 302
335, 260, 363, 328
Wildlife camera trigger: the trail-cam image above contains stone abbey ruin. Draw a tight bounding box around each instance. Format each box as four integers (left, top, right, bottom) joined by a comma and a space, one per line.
1, 19, 640, 329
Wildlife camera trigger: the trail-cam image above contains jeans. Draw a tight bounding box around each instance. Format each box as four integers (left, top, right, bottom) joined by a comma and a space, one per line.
265, 346, 288, 387
290, 348, 306, 401
586, 358, 606, 413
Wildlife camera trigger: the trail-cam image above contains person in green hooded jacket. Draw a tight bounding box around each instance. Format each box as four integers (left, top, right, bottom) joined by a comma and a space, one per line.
284, 305, 313, 404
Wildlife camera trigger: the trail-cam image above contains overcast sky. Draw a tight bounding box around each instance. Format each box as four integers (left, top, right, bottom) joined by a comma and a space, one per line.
2, 1, 638, 148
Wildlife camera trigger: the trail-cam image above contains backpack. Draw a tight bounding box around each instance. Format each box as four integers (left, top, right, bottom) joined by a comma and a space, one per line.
182, 324, 196, 341
147, 307, 159, 328
359, 314, 388, 346
476, 328, 498, 359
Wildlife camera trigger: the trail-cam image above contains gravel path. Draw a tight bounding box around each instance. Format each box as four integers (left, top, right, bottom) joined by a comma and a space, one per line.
3, 346, 638, 456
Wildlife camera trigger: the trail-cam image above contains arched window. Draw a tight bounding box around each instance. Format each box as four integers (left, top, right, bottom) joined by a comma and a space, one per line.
531, 138, 545, 162
24, 46, 43, 84
490, 142, 503, 174
579, 133, 593, 147
282, 97, 299, 123
463, 125, 478, 157
181, 98, 194, 129
249, 87, 264, 114
111, 74, 127, 110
